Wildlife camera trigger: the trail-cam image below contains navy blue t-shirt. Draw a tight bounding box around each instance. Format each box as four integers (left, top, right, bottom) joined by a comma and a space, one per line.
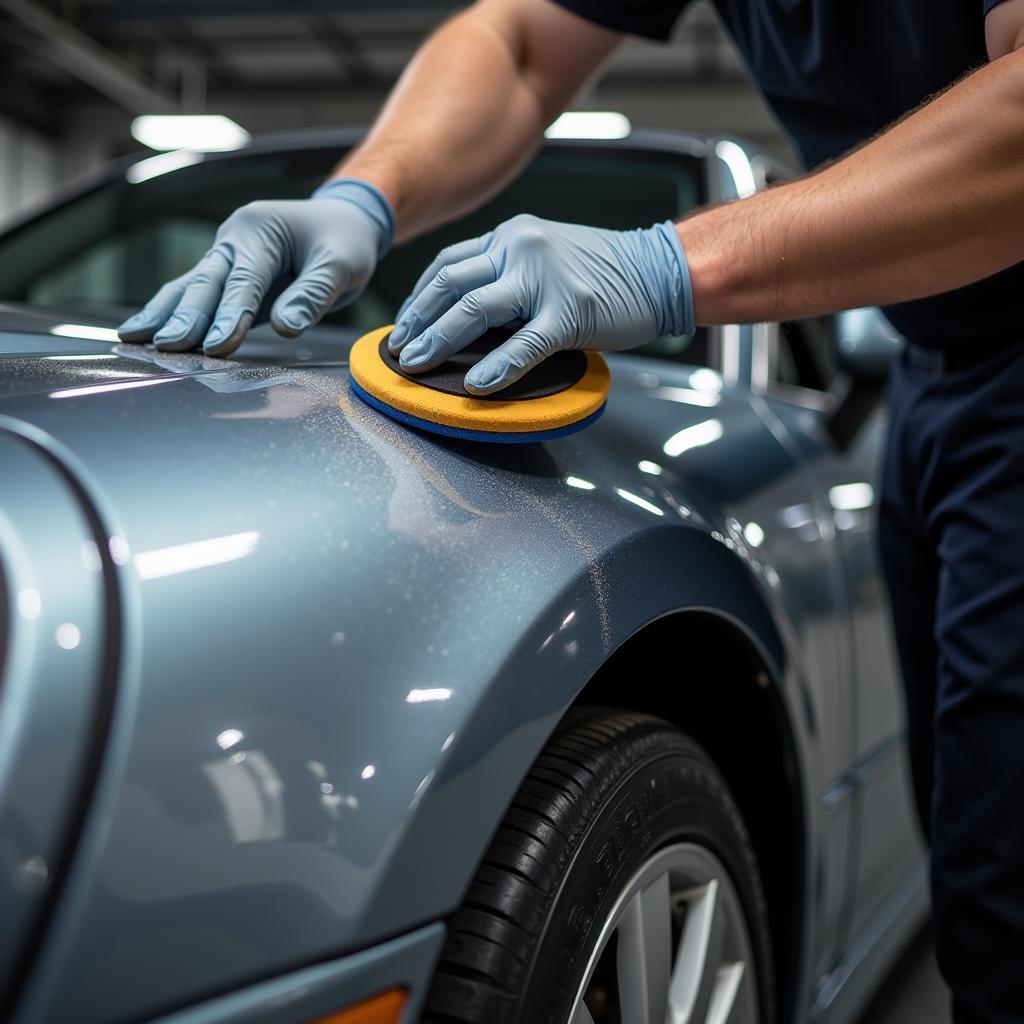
552, 0, 1020, 352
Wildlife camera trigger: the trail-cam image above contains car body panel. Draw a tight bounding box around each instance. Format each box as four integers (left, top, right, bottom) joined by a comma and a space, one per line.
0, 430, 112, 1008
759, 393, 922, 953
0, 314, 831, 1023
0, 129, 925, 1024
151, 923, 444, 1024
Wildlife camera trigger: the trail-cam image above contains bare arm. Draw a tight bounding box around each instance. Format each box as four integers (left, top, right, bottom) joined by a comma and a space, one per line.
116, 0, 620, 357
682, 0, 1024, 326
334, 0, 621, 243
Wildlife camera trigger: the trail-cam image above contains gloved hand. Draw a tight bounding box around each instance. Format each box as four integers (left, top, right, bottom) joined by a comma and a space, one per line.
388, 213, 693, 395
117, 179, 394, 356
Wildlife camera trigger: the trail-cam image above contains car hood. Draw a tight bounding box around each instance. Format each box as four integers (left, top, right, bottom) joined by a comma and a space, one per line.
0, 304, 359, 402
0, 303, 809, 1024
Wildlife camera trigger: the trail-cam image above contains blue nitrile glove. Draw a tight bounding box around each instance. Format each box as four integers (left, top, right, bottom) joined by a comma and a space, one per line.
388, 213, 693, 395
118, 179, 394, 356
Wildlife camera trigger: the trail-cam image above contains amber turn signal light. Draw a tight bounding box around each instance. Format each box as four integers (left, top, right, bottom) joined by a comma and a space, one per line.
311, 988, 407, 1024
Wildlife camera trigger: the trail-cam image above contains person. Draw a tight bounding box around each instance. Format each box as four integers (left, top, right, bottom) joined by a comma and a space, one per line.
119, 1, 1024, 1019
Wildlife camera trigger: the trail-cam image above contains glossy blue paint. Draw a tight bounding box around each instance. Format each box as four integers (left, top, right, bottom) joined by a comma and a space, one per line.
0, 130, 924, 1024
151, 923, 444, 1024
0, 320, 810, 1022
0, 433, 109, 1003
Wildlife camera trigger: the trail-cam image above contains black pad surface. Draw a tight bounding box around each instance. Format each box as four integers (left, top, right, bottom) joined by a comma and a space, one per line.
380, 329, 586, 402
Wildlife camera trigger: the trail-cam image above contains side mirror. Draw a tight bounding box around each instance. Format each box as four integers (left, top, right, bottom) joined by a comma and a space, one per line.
834, 307, 905, 380
825, 308, 905, 450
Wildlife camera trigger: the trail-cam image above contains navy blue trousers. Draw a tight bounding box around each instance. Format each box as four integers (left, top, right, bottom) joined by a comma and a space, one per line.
880, 344, 1024, 1024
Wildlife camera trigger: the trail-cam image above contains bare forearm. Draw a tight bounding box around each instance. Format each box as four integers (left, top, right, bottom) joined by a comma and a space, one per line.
683, 49, 1024, 325
336, 12, 543, 241
334, 1, 618, 243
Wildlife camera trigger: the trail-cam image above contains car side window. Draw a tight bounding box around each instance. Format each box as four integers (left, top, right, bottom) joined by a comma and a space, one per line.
0, 143, 713, 367
775, 315, 838, 392
355, 148, 711, 368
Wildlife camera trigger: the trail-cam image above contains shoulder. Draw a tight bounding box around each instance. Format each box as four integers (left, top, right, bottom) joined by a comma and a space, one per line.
985, 0, 1024, 60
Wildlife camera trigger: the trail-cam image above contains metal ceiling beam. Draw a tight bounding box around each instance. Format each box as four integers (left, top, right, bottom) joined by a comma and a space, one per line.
174, 65, 746, 101
310, 16, 379, 87
80, 0, 459, 24
158, 21, 239, 94
0, 0, 174, 112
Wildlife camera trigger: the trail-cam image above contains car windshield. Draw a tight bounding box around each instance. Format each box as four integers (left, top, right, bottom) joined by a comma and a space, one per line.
0, 141, 705, 360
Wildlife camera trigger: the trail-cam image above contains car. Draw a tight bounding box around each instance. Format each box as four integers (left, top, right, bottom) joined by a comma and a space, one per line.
0, 127, 921, 1024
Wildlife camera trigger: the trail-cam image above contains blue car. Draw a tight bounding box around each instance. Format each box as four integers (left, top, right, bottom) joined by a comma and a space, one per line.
0, 129, 919, 1024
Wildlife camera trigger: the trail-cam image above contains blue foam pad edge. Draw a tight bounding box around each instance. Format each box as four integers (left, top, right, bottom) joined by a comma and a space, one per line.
349, 377, 605, 444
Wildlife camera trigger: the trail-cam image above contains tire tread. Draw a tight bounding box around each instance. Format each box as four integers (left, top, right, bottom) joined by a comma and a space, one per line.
422, 709, 774, 1024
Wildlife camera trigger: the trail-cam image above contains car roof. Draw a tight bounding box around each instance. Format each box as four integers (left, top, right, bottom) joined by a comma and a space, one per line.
0, 125, 742, 236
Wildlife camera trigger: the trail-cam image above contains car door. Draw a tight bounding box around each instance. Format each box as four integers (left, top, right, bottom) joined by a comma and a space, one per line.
754, 315, 924, 961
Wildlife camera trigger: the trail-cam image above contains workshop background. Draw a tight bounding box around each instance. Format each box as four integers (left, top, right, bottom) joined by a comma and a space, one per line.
0, 0, 796, 227
0, 0, 944, 1018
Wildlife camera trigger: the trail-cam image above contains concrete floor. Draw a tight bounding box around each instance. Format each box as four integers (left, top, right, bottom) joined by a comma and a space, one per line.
857, 925, 950, 1024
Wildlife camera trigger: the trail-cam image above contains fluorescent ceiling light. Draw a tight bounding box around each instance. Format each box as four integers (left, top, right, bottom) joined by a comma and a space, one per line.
126, 149, 203, 184
743, 522, 765, 548
651, 385, 720, 408
50, 378, 178, 399
780, 503, 814, 530
662, 419, 723, 457
688, 368, 724, 393
565, 476, 596, 490
828, 482, 874, 511
134, 530, 260, 580
55, 623, 81, 650
615, 488, 664, 517
50, 324, 121, 342
545, 111, 631, 140
217, 729, 244, 750
17, 589, 41, 620
406, 688, 454, 703
131, 114, 250, 152
44, 354, 118, 361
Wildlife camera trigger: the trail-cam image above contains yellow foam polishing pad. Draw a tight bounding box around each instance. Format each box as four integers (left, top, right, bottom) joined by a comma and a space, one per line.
347, 325, 610, 443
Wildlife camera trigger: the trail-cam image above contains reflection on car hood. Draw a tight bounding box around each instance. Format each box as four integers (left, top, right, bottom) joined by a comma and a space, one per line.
0, 299, 802, 1024
0, 303, 362, 401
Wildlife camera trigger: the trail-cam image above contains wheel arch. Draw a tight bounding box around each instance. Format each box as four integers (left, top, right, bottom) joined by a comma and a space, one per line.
360, 526, 815, 1016
570, 609, 805, 1024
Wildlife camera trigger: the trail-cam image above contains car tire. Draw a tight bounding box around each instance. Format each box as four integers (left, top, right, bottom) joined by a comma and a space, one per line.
423, 709, 775, 1024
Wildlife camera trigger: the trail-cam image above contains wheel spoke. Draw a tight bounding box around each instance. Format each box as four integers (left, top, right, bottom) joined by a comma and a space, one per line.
616, 870, 673, 1024
571, 999, 598, 1024
667, 879, 726, 1024
706, 962, 746, 1024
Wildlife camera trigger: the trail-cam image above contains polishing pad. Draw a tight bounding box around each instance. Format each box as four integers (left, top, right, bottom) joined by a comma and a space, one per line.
348, 325, 610, 443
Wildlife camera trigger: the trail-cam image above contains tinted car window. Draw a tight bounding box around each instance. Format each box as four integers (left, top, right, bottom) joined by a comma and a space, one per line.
0, 143, 705, 360
776, 316, 838, 392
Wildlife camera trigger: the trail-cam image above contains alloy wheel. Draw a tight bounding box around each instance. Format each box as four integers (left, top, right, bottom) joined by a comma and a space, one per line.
568, 842, 760, 1024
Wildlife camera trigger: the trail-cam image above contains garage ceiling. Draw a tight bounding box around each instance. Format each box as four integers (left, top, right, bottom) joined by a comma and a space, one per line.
0, 0, 758, 138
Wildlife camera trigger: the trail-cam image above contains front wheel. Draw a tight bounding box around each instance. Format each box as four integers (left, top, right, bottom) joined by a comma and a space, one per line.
424, 710, 776, 1024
